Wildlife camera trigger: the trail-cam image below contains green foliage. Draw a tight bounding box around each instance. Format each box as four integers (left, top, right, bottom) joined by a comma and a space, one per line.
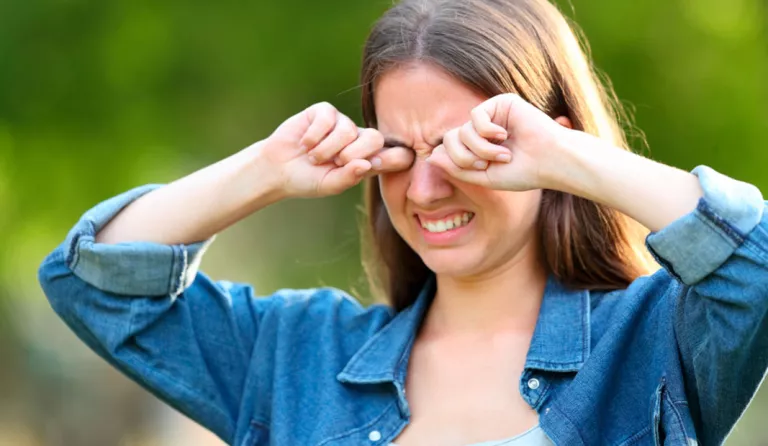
1, 0, 765, 443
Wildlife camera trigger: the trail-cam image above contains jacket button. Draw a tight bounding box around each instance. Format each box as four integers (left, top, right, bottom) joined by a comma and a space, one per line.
527, 378, 540, 390
369, 430, 382, 442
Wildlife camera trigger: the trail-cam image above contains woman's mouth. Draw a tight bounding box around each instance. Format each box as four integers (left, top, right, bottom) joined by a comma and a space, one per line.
414, 211, 476, 246
419, 212, 475, 233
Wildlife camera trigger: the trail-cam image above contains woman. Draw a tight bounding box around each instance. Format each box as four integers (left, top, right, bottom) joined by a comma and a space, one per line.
38, 0, 768, 445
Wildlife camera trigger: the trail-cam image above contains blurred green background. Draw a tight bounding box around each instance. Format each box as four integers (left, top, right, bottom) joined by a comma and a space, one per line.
1, 0, 766, 444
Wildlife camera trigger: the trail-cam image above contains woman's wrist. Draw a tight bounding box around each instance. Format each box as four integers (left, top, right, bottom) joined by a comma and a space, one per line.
239, 140, 290, 206
542, 129, 703, 232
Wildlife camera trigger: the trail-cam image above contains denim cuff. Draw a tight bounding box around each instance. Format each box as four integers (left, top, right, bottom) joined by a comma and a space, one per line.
63, 185, 215, 296
645, 165, 764, 285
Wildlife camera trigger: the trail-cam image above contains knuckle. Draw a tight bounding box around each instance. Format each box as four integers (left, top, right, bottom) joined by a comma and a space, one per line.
445, 127, 460, 142
317, 101, 334, 111
341, 123, 358, 142
459, 122, 473, 139
337, 149, 352, 164
361, 127, 382, 144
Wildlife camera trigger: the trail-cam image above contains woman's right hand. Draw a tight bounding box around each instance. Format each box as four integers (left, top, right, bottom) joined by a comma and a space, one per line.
260, 102, 413, 198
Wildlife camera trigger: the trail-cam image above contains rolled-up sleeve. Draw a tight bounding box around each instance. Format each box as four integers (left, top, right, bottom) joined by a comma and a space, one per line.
63, 184, 214, 296
645, 165, 768, 444
38, 185, 266, 444
646, 165, 764, 285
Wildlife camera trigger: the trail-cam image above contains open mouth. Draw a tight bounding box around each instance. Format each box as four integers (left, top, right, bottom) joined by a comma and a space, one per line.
417, 212, 475, 233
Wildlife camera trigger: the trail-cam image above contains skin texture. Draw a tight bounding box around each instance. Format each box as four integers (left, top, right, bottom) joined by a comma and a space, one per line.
94, 59, 703, 446
375, 63, 556, 445
375, 64, 547, 282
373, 63, 703, 445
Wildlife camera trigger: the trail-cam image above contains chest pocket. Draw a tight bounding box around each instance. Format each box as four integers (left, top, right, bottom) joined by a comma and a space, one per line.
241, 421, 269, 446
651, 379, 697, 446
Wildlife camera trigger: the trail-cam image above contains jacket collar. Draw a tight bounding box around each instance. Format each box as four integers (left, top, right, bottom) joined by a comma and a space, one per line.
337, 273, 591, 386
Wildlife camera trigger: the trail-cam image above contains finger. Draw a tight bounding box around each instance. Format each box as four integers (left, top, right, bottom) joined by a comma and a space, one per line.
459, 121, 512, 163
308, 114, 359, 165
319, 158, 372, 195
443, 128, 488, 170
368, 146, 415, 173
300, 102, 337, 152
335, 128, 385, 165
426, 145, 488, 184
470, 103, 508, 143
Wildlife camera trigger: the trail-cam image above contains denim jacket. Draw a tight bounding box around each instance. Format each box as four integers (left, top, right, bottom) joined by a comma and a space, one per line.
38, 166, 768, 446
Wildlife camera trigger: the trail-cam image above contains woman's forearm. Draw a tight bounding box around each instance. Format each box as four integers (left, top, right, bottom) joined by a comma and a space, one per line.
549, 132, 704, 233
96, 141, 285, 245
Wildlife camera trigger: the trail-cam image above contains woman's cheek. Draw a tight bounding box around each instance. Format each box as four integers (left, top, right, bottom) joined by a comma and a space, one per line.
379, 173, 412, 232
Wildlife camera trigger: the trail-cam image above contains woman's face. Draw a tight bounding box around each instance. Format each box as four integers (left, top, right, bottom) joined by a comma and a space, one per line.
375, 63, 544, 278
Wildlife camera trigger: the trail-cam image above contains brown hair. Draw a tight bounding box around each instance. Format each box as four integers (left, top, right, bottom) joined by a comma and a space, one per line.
360, 0, 656, 311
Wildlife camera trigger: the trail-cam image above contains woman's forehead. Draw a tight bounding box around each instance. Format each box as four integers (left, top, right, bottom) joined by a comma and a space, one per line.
374, 64, 487, 144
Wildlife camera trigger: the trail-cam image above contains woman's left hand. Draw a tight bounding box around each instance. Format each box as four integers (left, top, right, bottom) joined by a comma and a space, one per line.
426, 93, 573, 191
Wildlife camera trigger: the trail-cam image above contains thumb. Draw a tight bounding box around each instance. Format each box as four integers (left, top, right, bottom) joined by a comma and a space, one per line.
427, 146, 488, 186
319, 159, 372, 195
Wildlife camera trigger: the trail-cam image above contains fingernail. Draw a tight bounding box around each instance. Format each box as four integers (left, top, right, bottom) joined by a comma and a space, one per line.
496, 133, 508, 141
334, 156, 343, 166
473, 160, 488, 169
371, 157, 382, 169
354, 167, 368, 176
496, 153, 512, 163
300, 144, 308, 152
308, 155, 318, 164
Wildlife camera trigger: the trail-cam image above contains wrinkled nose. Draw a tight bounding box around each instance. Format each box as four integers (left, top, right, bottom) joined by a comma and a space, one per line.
406, 158, 454, 208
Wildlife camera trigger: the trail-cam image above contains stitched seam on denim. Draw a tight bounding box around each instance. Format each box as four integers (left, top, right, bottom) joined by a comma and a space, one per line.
67, 221, 94, 271
693, 212, 739, 252
664, 394, 690, 440
523, 358, 584, 368
619, 426, 651, 446
646, 246, 683, 283
742, 234, 768, 264
250, 418, 269, 428
338, 326, 394, 377
530, 378, 550, 409
548, 405, 586, 445
171, 245, 188, 297
167, 245, 181, 297
696, 200, 747, 244
66, 231, 83, 270
673, 285, 706, 433
316, 401, 397, 445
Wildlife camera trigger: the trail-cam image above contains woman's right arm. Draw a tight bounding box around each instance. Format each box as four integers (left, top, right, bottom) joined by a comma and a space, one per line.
38, 102, 412, 444
96, 101, 406, 246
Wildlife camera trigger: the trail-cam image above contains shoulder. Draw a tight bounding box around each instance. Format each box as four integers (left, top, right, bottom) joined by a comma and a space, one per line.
589, 269, 683, 344
253, 286, 396, 339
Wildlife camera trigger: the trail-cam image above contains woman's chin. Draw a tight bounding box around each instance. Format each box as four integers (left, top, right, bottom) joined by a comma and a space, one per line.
419, 249, 484, 277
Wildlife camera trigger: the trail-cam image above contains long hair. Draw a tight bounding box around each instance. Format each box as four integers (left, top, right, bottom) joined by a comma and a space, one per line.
360, 0, 656, 311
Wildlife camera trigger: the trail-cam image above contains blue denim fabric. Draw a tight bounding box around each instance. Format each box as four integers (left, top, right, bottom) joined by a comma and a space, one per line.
38, 166, 768, 446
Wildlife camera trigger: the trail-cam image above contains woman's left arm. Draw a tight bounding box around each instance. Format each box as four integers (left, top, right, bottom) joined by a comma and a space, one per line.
557, 132, 768, 444
429, 93, 768, 444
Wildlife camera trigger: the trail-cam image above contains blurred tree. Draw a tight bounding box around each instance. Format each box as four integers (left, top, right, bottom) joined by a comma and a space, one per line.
0, 0, 766, 443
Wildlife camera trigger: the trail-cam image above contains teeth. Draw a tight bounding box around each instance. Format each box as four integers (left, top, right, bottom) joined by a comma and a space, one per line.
421, 212, 474, 233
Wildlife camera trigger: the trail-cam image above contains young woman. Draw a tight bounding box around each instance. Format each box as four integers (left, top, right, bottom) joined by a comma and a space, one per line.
38, 0, 768, 445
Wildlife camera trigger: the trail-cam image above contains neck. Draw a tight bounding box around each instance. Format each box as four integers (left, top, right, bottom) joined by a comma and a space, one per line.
424, 246, 548, 337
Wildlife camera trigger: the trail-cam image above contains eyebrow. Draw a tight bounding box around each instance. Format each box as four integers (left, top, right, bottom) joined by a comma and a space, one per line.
383, 136, 443, 149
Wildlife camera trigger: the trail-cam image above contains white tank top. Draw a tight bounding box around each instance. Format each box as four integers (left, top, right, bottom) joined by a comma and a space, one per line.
389, 424, 555, 446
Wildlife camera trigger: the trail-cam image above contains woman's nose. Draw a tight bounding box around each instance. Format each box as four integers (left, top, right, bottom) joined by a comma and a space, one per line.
406, 158, 453, 207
